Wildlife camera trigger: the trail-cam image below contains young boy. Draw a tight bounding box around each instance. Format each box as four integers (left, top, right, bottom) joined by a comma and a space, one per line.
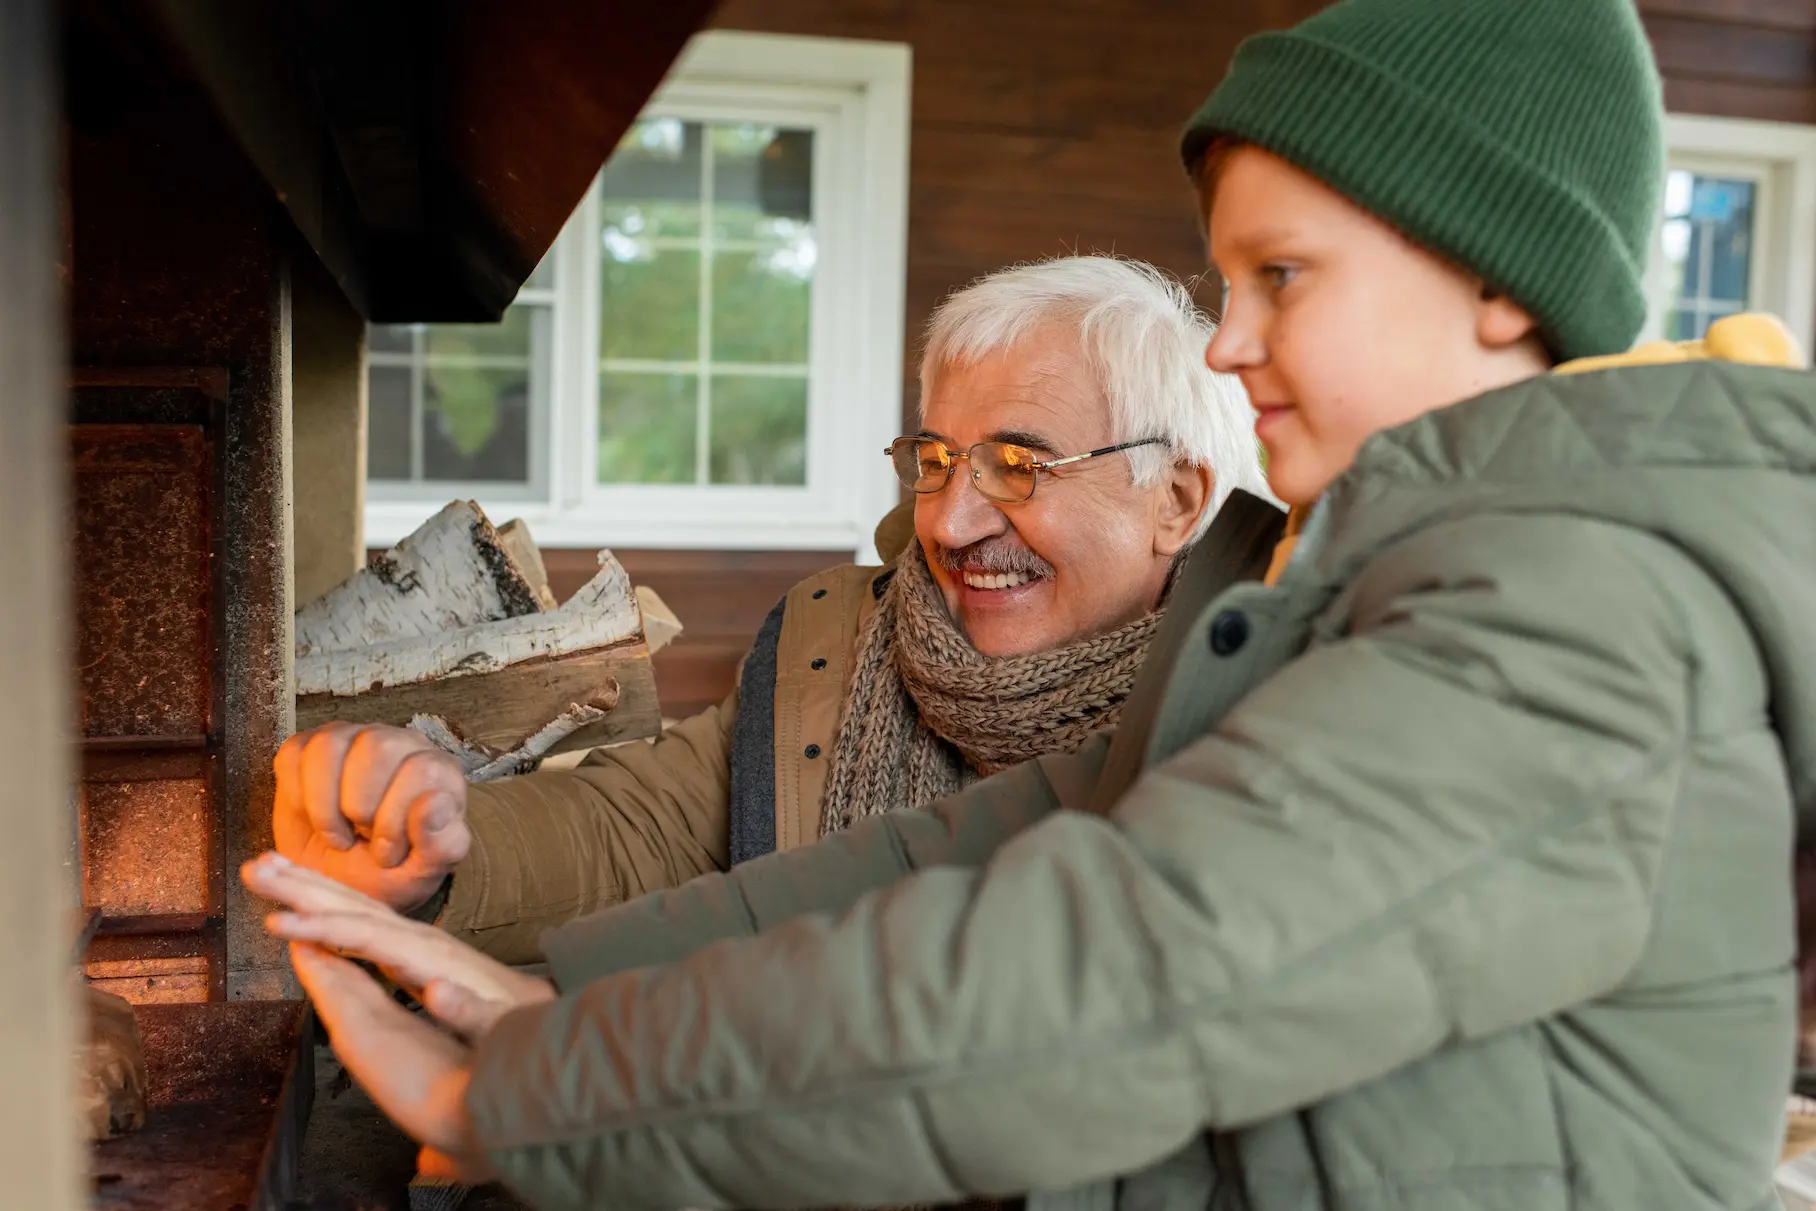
247, 0, 1816, 1206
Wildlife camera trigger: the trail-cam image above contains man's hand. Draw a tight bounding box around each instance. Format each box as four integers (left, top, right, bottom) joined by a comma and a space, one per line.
272, 722, 471, 912
243, 853, 553, 1040
288, 940, 497, 1184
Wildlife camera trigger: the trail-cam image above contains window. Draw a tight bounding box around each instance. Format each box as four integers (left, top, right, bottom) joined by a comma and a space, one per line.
1643, 115, 1816, 350
365, 32, 911, 558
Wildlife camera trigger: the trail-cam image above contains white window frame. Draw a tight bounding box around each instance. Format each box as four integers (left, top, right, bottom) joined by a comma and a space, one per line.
365, 31, 911, 560
1643, 114, 1816, 351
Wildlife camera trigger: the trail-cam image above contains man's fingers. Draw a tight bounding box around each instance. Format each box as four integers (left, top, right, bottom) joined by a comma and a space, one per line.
402, 783, 471, 875
272, 736, 311, 856
298, 724, 361, 849
338, 727, 417, 847
370, 749, 461, 869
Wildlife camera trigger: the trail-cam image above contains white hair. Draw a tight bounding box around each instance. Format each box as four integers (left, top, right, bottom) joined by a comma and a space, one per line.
919, 255, 1272, 536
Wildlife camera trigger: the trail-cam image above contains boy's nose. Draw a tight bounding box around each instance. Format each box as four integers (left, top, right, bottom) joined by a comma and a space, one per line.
1206, 324, 1262, 374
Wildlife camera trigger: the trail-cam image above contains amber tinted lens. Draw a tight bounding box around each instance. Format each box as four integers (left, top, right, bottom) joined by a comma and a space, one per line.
972, 442, 1039, 502
891, 439, 950, 493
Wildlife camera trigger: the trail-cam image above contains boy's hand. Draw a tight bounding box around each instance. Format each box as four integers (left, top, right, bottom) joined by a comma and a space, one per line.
272, 722, 471, 913
288, 940, 497, 1184
243, 853, 554, 1040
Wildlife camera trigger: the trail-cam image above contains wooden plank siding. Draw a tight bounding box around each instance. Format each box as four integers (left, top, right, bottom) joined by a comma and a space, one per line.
533, 0, 1816, 722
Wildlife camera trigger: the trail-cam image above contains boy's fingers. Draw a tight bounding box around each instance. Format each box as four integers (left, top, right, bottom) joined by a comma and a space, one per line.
423, 979, 506, 1040
289, 941, 396, 1040
270, 910, 443, 989
241, 853, 389, 916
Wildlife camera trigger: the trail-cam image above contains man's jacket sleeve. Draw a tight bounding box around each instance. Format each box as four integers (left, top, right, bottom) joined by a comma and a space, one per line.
438, 692, 740, 964
466, 515, 1697, 1211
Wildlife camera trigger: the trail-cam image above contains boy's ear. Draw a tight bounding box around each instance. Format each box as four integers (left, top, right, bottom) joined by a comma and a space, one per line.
1476, 285, 1541, 351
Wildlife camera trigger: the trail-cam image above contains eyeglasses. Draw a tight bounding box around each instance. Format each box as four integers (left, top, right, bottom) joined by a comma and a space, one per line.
886, 436, 1165, 504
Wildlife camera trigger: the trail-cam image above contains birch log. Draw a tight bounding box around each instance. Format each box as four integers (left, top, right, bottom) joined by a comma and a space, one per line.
497, 518, 558, 611
295, 501, 544, 656
295, 554, 659, 757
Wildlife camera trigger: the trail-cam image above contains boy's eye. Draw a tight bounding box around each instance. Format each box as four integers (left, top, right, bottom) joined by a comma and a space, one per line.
1261, 263, 1300, 290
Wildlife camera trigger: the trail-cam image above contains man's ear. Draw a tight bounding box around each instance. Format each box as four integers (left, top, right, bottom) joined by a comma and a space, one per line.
1477, 285, 1541, 350
1155, 462, 1213, 558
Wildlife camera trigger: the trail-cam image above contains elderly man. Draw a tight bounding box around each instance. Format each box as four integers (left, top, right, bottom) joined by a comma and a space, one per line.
273, 254, 1270, 961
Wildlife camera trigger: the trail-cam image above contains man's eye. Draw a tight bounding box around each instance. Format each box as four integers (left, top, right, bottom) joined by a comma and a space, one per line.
1261, 263, 1299, 290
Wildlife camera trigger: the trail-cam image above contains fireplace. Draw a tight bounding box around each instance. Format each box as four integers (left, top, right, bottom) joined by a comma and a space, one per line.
44, 0, 718, 1206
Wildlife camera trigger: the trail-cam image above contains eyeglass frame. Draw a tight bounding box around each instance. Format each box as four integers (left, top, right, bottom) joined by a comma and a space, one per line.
884, 435, 1167, 503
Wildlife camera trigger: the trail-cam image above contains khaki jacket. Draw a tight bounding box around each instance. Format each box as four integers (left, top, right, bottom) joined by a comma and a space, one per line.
439, 506, 917, 963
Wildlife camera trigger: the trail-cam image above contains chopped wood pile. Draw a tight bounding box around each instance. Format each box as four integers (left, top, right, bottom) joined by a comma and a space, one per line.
295, 502, 677, 780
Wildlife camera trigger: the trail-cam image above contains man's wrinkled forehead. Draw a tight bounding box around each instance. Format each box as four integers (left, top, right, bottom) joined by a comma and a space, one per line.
919, 338, 1107, 439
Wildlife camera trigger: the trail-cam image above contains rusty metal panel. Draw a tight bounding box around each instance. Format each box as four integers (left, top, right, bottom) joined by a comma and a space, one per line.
81, 778, 209, 917
80, 746, 223, 1000
88, 972, 212, 1005
70, 423, 213, 740
86, 932, 214, 1006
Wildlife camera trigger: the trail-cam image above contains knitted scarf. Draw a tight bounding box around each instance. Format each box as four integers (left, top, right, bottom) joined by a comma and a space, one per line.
820, 544, 1160, 837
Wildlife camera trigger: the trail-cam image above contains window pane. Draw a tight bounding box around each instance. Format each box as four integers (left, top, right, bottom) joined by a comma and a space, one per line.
1697, 178, 1754, 302
423, 305, 534, 360
1670, 175, 1755, 305
370, 324, 414, 354
601, 248, 700, 361
1667, 307, 1702, 341
711, 126, 814, 241
599, 372, 698, 484
368, 365, 413, 480
421, 364, 530, 482
1663, 170, 1694, 220
600, 118, 703, 239
712, 247, 812, 364
710, 374, 807, 486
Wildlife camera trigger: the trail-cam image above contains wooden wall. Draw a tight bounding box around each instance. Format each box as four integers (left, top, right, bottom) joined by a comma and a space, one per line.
550, 0, 1816, 722
1640, 0, 1816, 124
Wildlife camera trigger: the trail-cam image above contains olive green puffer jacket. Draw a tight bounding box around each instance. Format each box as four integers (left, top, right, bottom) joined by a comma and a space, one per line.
465, 359, 1816, 1211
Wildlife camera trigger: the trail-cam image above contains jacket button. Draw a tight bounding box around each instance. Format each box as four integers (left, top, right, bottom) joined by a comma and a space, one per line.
812, 588, 827, 599
1208, 610, 1250, 656
804, 744, 822, 759
810, 658, 827, 670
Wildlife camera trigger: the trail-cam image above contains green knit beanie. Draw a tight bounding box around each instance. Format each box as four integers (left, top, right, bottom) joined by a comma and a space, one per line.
1181, 0, 1665, 362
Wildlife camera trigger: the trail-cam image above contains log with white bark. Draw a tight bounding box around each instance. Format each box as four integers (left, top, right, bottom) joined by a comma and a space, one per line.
497, 518, 558, 612
295, 500, 544, 656
295, 554, 659, 758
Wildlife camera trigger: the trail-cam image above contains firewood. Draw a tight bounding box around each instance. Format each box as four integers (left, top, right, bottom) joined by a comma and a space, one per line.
295, 500, 544, 656
634, 584, 682, 656
497, 518, 558, 611
78, 983, 147, 1140
295, 555, 659, 759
